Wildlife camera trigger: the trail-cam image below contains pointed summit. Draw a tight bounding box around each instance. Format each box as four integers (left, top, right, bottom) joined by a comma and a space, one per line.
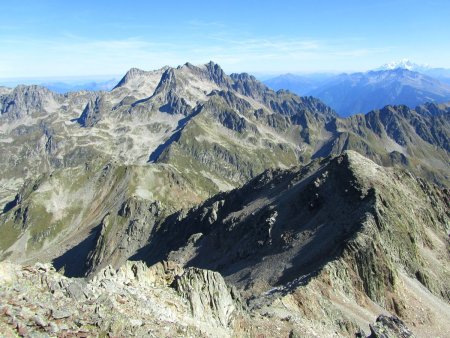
111, 66, 170, 100
204, 61, 232, 88
78, 95, 111, 127
113, 67, 147, 89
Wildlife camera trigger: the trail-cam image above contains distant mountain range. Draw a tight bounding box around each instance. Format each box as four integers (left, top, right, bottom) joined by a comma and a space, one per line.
42, 78, 119, 93
264, 60, 450, 116
309, 68, 450, 116
377, 59, 450, 85
260, 73, 333, 96
0, 77, 119, 94
377, 58, 450, 82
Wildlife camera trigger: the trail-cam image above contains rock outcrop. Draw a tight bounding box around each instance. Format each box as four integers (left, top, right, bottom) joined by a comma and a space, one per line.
78, 95, 110, 127
368, 315, 415, 338
173, 267, 242, 327
85, 197, 164, 275
0, 260, 244, 337
0, 85, 59, 119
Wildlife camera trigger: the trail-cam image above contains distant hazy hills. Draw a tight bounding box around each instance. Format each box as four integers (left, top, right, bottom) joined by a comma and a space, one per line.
264, 60, 450, 116
0, 77, 119, 94
261, 73, 332, 95
41, 78, 119, 93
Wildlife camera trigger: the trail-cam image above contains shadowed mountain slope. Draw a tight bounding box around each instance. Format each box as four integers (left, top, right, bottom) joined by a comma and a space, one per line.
139, 151, 450, 336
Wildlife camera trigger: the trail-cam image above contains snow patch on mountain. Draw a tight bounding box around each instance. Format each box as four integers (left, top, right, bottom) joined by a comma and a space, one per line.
377, 58, 430, 71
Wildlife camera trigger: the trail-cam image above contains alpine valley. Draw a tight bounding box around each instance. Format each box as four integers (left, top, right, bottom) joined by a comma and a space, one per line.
0, 62, 449, 337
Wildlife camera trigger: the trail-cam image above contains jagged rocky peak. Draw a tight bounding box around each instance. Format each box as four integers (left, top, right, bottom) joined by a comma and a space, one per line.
415, 101, 450, 116
144, 61, 237, 111
166, 61, 233, 98
153, 67, 177, 94
204, 61, 232, 88
148, 68, 193, 115
111, 65, 171, 101
114, 61, 231, 101
230, 72, 269, 98
178, 61, 231, 89
114, 67, 157, 88
147, 151, 381, 290
0, 84, 60, 119
78, 94, 110, 127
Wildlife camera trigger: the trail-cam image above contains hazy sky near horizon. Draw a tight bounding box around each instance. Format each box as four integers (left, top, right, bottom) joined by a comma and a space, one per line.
1, 0, 449, 79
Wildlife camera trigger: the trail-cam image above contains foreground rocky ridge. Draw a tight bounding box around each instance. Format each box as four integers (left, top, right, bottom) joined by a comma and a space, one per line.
0, 261, 244, 337
0, 260, 419, 338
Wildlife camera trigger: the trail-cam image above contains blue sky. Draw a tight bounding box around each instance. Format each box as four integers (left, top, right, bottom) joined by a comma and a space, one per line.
1, 0, 449, 79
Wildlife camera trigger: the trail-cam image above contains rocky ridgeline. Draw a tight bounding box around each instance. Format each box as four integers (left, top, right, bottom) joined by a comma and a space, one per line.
367, 315, 415, 338
0, 85, 60, 120
0, 260, 417, 338
0, 260, 245, 337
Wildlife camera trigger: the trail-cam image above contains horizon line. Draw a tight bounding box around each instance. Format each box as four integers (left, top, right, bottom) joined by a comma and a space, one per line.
0, 59, 447, 85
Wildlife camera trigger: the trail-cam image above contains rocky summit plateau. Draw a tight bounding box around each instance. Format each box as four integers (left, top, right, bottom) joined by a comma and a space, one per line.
0, 62, 449, 337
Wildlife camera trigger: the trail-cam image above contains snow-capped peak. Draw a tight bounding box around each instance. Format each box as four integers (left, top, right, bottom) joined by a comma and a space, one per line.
377, 59, 429, 71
